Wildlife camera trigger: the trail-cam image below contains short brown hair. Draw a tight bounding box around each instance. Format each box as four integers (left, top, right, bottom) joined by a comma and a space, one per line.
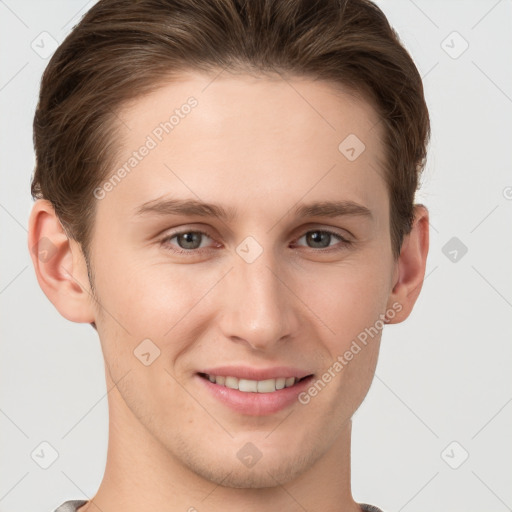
31, 0, 430, 261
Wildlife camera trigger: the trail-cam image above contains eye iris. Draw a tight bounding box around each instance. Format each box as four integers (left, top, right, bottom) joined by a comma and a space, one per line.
178, 232, 202, 250
307, 231, 331, 248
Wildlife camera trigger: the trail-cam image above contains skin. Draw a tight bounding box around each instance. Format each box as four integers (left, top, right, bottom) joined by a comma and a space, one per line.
28, 70, 429, 512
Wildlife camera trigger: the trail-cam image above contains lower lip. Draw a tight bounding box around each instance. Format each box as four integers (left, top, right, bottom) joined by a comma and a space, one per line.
196, 374, 314, 416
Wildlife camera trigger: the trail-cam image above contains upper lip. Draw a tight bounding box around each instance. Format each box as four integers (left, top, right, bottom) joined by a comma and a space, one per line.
199, 366, 314, 381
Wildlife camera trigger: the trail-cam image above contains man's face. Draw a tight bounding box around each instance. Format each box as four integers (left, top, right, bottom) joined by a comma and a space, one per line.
87, 71, 397, 487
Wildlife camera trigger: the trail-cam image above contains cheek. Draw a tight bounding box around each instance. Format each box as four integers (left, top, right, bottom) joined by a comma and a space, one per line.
93, 251, 203, 327
307, 257, 392, 346
91, 253, 224, 365
296, 264, 387, 421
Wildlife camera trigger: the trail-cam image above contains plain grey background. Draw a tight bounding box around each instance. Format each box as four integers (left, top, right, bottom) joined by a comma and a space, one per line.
1, 1, 511, 511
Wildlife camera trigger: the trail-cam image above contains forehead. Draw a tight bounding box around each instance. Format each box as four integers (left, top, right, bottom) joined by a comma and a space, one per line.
100, 70, 387, 222
119, 70, 383, 149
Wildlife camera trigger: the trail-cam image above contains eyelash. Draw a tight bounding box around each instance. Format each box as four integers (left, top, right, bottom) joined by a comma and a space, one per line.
159, 228, 353, 255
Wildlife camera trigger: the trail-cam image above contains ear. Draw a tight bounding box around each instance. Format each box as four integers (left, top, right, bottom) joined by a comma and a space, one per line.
386, 204, 429, 323
28, 199, 96, 323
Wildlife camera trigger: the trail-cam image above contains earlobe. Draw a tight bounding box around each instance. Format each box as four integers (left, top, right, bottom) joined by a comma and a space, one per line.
386, 205, 430, 324
28, 199, 96, 324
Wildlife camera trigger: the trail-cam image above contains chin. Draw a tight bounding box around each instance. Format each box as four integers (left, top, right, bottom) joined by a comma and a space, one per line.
181, 444, 318, 489
192, 463, 297, 489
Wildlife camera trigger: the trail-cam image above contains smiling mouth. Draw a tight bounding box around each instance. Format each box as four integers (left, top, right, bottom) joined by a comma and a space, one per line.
197, 372, 313, 393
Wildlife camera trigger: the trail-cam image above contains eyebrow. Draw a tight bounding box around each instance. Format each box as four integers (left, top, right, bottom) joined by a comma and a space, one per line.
134, 197, 372, 221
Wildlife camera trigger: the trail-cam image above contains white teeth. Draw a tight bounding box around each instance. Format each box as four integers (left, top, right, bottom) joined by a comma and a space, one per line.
225, 376, 238, 389
205, 374, 300, 393
239, 379, 258, 392
285, 377, 295, 387
257, 379, 275, 393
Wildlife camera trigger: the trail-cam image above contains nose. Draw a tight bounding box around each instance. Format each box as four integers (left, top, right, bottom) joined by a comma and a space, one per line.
217, 247, 300, 351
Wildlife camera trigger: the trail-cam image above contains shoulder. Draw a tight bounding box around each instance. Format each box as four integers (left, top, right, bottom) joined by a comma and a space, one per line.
52, 500, 88, 512
359, 503, 386, 512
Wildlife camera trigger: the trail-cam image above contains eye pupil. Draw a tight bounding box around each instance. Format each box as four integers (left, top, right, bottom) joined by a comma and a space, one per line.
307, 231, 331, 248
178, 232, 202, 249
